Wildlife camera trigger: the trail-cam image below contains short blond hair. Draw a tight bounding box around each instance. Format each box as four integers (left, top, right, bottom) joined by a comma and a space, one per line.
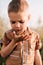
8, 0, 29, 13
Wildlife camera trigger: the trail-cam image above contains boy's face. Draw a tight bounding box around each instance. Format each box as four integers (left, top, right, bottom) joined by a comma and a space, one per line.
8, 11, 30, 34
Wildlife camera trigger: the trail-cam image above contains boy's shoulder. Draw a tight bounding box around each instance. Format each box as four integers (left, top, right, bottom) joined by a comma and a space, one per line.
27, 28, 39, 37
32, 29, 39, 38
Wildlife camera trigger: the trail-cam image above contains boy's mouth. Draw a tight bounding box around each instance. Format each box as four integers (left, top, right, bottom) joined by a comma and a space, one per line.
16, 29, 20, 32
12, 28, 24, 35
13, 28, 21, 33
15, 28, 20, 31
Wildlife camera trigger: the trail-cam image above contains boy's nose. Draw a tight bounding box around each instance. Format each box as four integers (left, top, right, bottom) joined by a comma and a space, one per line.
16, 22, 20, 28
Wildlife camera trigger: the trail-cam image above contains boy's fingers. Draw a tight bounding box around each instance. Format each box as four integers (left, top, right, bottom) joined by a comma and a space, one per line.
24, 36, 29, 40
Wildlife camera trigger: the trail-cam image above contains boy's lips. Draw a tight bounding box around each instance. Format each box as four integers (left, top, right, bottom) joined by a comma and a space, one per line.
14, 28, 24, 35
15, 28, 20, 31
14, 28, 21, 32
15, 27, 20, 29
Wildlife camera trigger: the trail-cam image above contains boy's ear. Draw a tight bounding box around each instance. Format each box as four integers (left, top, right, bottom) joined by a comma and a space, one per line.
28, 15, 30, 20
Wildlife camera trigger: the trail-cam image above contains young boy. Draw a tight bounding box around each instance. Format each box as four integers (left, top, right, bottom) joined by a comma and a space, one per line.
1, 0, 42, 65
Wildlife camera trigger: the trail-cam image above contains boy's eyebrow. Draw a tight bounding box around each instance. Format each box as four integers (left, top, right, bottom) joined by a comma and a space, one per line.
10, 20, 16, 22
10, 20, 24, 22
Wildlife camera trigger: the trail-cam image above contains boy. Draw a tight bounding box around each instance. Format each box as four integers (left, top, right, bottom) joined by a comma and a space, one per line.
1, 0, 42, 65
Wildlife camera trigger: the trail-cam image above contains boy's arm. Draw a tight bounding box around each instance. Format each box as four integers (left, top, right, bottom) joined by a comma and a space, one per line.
34, 50, 42, 65
1, 39, 18, 58
34, 33, 42, 65
1, 32, 24, 58
0, 32, 18, 58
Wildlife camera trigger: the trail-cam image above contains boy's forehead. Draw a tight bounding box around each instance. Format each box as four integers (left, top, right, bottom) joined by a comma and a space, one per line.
8, 11, 28, 21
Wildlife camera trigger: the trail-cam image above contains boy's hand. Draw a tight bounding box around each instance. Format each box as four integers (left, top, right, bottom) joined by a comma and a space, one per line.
14, 34, 29, 43
21, 34, 30, 41
13, 31, 30, 42
13, 31, 23, 42
14, 35, 23, 43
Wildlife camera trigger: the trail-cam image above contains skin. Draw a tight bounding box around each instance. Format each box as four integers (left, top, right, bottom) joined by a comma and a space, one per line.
1, 11, 42, 65
35, 50, 42, 65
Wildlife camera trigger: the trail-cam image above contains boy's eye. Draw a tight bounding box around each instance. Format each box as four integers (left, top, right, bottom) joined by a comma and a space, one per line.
11, 21, 16, 24
19, 20, 24, 23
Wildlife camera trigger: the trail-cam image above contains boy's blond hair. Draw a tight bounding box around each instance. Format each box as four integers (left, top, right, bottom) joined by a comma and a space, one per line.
8, 0, 29, 13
